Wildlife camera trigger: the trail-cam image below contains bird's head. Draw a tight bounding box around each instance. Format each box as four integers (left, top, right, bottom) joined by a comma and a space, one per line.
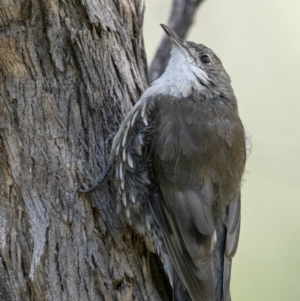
159, 24, 234, 98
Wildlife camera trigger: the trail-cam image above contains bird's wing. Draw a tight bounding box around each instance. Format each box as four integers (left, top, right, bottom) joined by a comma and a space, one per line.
150, 184, 216, 301
151, 185, 241, 301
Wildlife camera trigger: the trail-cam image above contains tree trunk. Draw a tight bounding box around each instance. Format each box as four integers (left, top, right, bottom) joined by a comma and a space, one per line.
0, 1, 170, 300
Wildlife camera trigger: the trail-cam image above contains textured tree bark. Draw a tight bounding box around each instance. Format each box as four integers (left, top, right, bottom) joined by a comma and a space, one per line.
0, 0, 171, 300
148, 0, 205, 83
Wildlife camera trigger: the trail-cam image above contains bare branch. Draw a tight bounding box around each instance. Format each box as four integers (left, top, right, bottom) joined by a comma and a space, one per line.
148, 0, 205, 83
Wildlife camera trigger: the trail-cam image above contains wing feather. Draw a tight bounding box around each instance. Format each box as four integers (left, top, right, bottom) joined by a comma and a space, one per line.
225, 196, 241, 258
223, 195, 241, 301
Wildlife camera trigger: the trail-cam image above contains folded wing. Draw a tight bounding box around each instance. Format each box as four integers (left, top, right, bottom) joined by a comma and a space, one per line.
150, 184, 216, 301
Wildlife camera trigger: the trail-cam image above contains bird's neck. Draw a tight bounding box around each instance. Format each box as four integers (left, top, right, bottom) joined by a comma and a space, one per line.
147, 48, 209, 98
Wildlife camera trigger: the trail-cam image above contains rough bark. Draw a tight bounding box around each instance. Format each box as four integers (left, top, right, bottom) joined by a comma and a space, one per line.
148, 0, 205, 83
0, 1, 171, 300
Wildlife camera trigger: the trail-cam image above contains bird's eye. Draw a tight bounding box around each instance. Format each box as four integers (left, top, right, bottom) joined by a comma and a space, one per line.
201, 55, 210, 64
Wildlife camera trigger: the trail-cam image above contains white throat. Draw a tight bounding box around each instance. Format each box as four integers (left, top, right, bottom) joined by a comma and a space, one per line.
146, 46, 209, 98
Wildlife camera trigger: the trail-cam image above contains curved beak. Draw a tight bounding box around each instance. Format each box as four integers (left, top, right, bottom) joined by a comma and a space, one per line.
160, 24, 186, 50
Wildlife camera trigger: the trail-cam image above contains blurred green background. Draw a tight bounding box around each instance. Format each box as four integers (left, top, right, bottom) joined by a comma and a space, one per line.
144, 0, 300, 300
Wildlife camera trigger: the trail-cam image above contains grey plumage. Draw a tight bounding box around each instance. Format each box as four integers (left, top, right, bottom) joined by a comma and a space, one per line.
87, 25, 247, 301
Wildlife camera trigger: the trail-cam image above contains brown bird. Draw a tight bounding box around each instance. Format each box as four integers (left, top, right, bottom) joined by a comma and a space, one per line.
82, 24, 247, 301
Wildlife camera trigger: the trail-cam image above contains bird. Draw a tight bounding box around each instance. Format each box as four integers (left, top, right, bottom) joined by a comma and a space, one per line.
82, 24, 247, 301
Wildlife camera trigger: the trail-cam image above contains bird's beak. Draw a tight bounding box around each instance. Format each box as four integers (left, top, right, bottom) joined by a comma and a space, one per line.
160, 24, 186, 50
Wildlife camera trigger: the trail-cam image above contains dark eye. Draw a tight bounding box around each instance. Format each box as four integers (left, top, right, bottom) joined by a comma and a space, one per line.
201, 55, 210, 64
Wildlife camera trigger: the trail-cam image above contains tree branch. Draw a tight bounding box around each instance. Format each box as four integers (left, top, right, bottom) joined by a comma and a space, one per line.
148, 0, 205, 83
